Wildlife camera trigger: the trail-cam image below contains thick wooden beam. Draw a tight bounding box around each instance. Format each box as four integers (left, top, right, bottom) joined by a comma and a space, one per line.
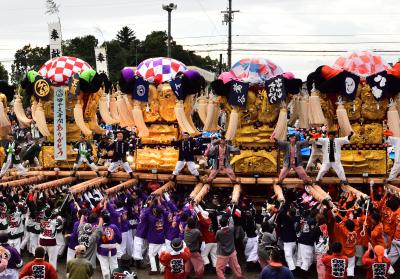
69, 177, 109, 194
34, 177, 77, 190
105, 179, 138, 195
0, 176, 46, 188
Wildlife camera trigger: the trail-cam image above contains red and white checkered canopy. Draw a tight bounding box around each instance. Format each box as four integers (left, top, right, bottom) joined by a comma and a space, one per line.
38, 56, 92, 86
333, 51, 388, 77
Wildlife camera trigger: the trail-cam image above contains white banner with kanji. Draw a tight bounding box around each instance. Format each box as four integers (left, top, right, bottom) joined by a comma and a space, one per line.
48, 22, 62, 58
94, 47, 108, 75
54, 87, 67, 160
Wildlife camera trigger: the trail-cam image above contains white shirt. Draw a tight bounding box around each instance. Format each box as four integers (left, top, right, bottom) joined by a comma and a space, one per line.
316, 137, 350, 164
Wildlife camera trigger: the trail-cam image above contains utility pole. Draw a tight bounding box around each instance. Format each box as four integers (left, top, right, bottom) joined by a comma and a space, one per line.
162, 3, 177, 58
221, 0, 239, 68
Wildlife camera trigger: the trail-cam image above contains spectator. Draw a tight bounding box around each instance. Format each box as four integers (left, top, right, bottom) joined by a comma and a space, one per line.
111, 254, 138, 279
215, 216, 243, 279
321, 242, 348, 279
66, 245, 94, 279
160, 238, 191, 279
19, 246, 58, 279
183, 217, 204, 278
0, 232, 22, 279
259, 248, 294, 279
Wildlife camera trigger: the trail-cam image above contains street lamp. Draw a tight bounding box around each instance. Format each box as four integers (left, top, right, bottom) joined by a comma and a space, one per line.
162, 3, 177, 58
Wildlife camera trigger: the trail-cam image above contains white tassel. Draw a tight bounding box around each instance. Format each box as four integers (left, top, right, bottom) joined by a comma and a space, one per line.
88, 114, 106, 135
31, 100, 38, 122
387, 99, 400, 137
202, 100, 216, 131
0, 103, 10, 128
124, 95, 137, 127
117, 94, 135, 127
73, 102, 92, 136
197, 96, 208, 125
13, 95, 32, 127
336, 97, 352, 136
299, 97, 309, 129
308, 92, 326, 125
132, 102, 149, 137
109, 95, 119, 120
272, 106, 288, 141
98, 94, 117, 125
225, 108, 239, 140
34, 101, 51, 137
184, 95, 198, 132
288, 96, 300, 126
175, 101, 195, 134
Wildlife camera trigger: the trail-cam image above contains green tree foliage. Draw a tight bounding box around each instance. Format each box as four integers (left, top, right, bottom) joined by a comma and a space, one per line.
63, 35, 98, 67
11, 44, 49, 83
11, 29, 220, 84
116, 26, 139, 49
0, 63, 8, 82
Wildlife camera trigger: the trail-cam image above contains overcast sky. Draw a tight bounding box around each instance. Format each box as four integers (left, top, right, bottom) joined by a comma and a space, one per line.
2, 0, 400, 79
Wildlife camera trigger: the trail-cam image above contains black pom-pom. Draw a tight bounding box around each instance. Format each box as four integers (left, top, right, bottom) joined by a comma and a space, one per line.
0, 80, 15, 102
210, 79, 229, 96
181, 71, 206, 97
284, 78, 302, 94
118, 73, 135, 94
99, 73, 112, 93
80, 73, 103, 94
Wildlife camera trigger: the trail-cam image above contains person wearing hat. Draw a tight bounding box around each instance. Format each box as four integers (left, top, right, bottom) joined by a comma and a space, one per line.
72, 134, 100, 177
0, 133, 27, 177
206, 136, 240, 185
271, 131, 312, 185
19, 246, 58, 279
0, 232, 22, 279
106, 131, 134, 178
170, 132, 201, 182
66, 245, 94, 279
111, 254, 138, 279
362, 243, 391, 279
160, 238, 191, 279
315, 130, 354, 184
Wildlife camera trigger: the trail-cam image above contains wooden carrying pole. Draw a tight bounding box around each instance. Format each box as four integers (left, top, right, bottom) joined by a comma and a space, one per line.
69, 177, 109, 194
34, 177, 77, 190
152, 181, 175, 196
105, 179, 138, 195
0, 175, 46, 188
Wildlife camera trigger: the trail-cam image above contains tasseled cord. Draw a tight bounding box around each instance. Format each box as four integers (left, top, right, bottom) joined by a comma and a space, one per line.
336, 96, 353, 136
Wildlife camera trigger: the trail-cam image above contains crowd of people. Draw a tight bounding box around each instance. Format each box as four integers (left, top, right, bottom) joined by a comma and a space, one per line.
0, 115, 398, 279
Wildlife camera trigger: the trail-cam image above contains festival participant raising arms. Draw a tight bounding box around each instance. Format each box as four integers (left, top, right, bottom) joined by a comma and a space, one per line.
0, 134, 27, 177
170, 132, 201, 182
315, 131, 354, 184
72, 134, 100, 177
106, 131, 133, 178
271, 132, 312, 185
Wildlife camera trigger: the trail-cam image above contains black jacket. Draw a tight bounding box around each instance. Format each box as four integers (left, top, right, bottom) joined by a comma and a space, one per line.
171, 138, 196, 162
109, 140, 130, 162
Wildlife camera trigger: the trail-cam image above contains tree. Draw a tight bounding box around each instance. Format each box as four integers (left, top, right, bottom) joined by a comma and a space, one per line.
116, 26, 138, 49
11, 44, 49, 83
0, 63, 8, 82
103, 40, 128, 82
63, 35, 98, 67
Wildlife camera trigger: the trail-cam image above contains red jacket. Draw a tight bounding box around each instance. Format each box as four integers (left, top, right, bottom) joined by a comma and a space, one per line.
197, 213, 216, 243
321, 253, 348, 279
362, 250, 391, 279
19, 258, 58, 279
159, 247, 190, 279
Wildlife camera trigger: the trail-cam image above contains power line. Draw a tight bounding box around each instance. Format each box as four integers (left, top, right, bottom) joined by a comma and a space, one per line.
175, 33, 400, 39
191, 49, 400, 53
181, 41, 400, 47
